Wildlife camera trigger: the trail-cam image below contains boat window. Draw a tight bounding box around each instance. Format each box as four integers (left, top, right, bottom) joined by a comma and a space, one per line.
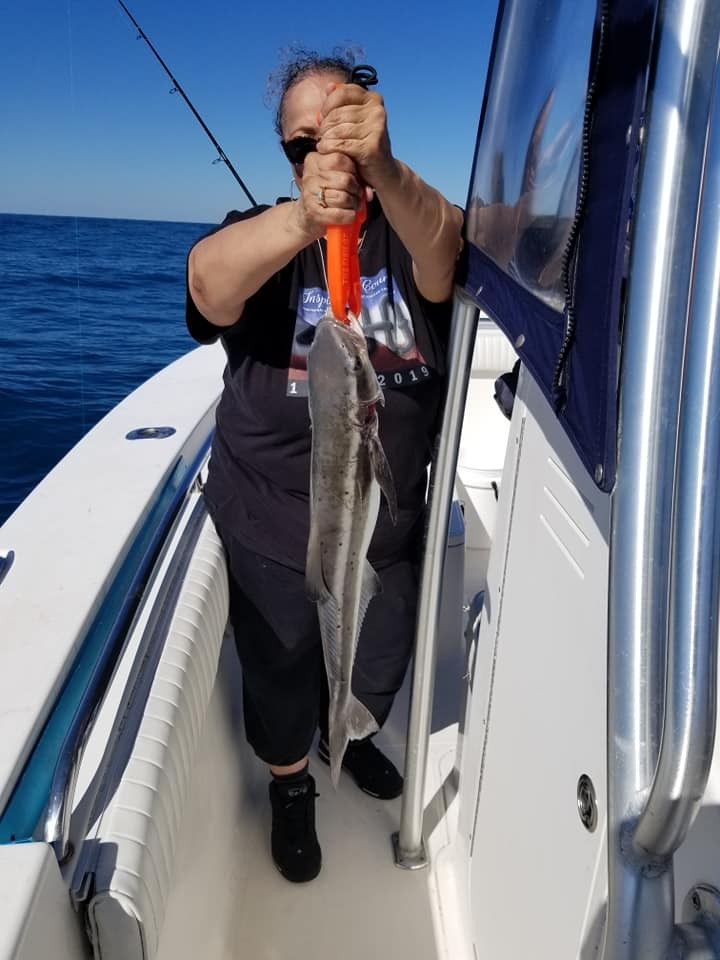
466, 0, 597, 312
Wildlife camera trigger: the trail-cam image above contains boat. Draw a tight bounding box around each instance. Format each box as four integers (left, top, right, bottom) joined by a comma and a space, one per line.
2, 0, 720, 956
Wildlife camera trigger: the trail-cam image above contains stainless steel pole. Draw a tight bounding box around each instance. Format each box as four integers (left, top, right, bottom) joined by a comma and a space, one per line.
602, 0, 720, 955
394, 292, 479, 869
633, 62, 720, 862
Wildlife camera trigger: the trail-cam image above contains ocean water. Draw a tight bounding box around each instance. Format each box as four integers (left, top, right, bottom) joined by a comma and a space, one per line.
0, 213, 213, 525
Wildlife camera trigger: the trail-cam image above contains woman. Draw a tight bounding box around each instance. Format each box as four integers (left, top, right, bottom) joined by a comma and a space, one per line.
186, 49, 463, 882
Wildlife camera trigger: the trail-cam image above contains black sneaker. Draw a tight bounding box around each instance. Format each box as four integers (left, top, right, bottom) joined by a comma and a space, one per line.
268, 773, 322, 882
317, 737, 403, 799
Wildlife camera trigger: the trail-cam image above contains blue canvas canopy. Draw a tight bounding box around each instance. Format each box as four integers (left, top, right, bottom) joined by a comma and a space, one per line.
458, 0, 656, 490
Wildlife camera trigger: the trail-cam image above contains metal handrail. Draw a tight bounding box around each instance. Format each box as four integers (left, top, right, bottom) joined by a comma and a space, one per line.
602, 0, 720, 956
393, 292, 479, 869
43, 486, 208, 863
633, 61, 720, 861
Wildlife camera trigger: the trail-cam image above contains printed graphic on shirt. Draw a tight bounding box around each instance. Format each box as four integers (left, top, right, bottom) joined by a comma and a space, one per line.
287, 267, 432, 397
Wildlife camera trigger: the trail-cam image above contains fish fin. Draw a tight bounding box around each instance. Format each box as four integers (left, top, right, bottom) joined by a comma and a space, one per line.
323, 567, 381, 787
317, 593, 343, 667
369, 435, 398, 525
357, 560, 382, 640
328, 686, 349, 788
345, 696, 379, 741
327, 683, 379, 788
306, 527, 331, 602
317, 566, 379, 674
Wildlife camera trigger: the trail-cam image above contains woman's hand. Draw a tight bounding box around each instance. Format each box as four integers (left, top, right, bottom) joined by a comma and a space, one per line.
290, 149, 366, 240
317, 82, 397, 191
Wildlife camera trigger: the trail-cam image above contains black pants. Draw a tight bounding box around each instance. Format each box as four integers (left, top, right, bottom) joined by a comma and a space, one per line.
222, 533, 418, 767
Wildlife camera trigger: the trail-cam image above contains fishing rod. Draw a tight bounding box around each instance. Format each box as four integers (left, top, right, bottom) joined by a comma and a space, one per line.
117, 0, 257, 206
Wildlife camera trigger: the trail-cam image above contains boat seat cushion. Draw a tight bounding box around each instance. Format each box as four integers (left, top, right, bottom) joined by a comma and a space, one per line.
82, 511, 228, 960
472, 318, 517, 377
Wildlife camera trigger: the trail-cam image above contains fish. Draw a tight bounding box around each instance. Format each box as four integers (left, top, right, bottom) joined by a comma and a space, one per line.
306, 313, 397, 787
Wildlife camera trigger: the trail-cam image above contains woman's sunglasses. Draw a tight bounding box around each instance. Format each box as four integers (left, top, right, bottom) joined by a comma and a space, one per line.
281, 136, 318, 166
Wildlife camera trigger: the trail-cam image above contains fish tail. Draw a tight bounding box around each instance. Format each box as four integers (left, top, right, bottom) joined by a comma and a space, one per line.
327, 684, 379, 788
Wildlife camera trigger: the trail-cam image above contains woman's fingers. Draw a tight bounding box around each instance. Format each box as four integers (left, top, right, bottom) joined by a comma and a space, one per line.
316, 88, 393, 186
301, 152, 364, 223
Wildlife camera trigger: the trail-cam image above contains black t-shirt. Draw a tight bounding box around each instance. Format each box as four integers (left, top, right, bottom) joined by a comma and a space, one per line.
186, 198, 451, 571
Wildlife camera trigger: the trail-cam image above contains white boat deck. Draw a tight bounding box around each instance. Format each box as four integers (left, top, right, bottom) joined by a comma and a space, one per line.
229, 753, 437, 960
154, 638, 461, 960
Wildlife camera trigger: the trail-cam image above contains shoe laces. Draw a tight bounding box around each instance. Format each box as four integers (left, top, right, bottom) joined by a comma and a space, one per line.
276, 782, 317, 835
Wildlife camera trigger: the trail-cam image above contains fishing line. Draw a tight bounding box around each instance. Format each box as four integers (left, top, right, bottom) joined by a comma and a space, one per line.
116, 1, 257, 206
67, 0, 87, 435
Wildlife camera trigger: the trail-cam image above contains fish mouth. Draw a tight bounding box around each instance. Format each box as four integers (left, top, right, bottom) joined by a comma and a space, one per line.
315, 313, 384, 409
318, 316, 367, 355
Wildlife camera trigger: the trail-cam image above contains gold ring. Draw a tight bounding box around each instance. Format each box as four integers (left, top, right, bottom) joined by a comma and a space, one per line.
316, 188, 328, 208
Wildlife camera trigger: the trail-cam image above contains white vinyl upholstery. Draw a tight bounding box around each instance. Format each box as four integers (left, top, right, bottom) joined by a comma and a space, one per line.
83, 512, 228, 960
471, 318, 517, 377
458, 320, 517, 598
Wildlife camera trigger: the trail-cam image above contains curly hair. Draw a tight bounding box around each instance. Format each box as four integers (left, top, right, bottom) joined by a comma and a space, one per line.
266, 44, 364, 137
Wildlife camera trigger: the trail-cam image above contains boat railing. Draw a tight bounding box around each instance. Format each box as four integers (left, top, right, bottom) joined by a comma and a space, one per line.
604, 0, 720, 955
394, 291, 479, 869
632, 54, 720, 867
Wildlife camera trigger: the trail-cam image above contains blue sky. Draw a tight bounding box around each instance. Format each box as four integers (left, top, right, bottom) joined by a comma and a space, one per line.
1, 0, 498, 224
